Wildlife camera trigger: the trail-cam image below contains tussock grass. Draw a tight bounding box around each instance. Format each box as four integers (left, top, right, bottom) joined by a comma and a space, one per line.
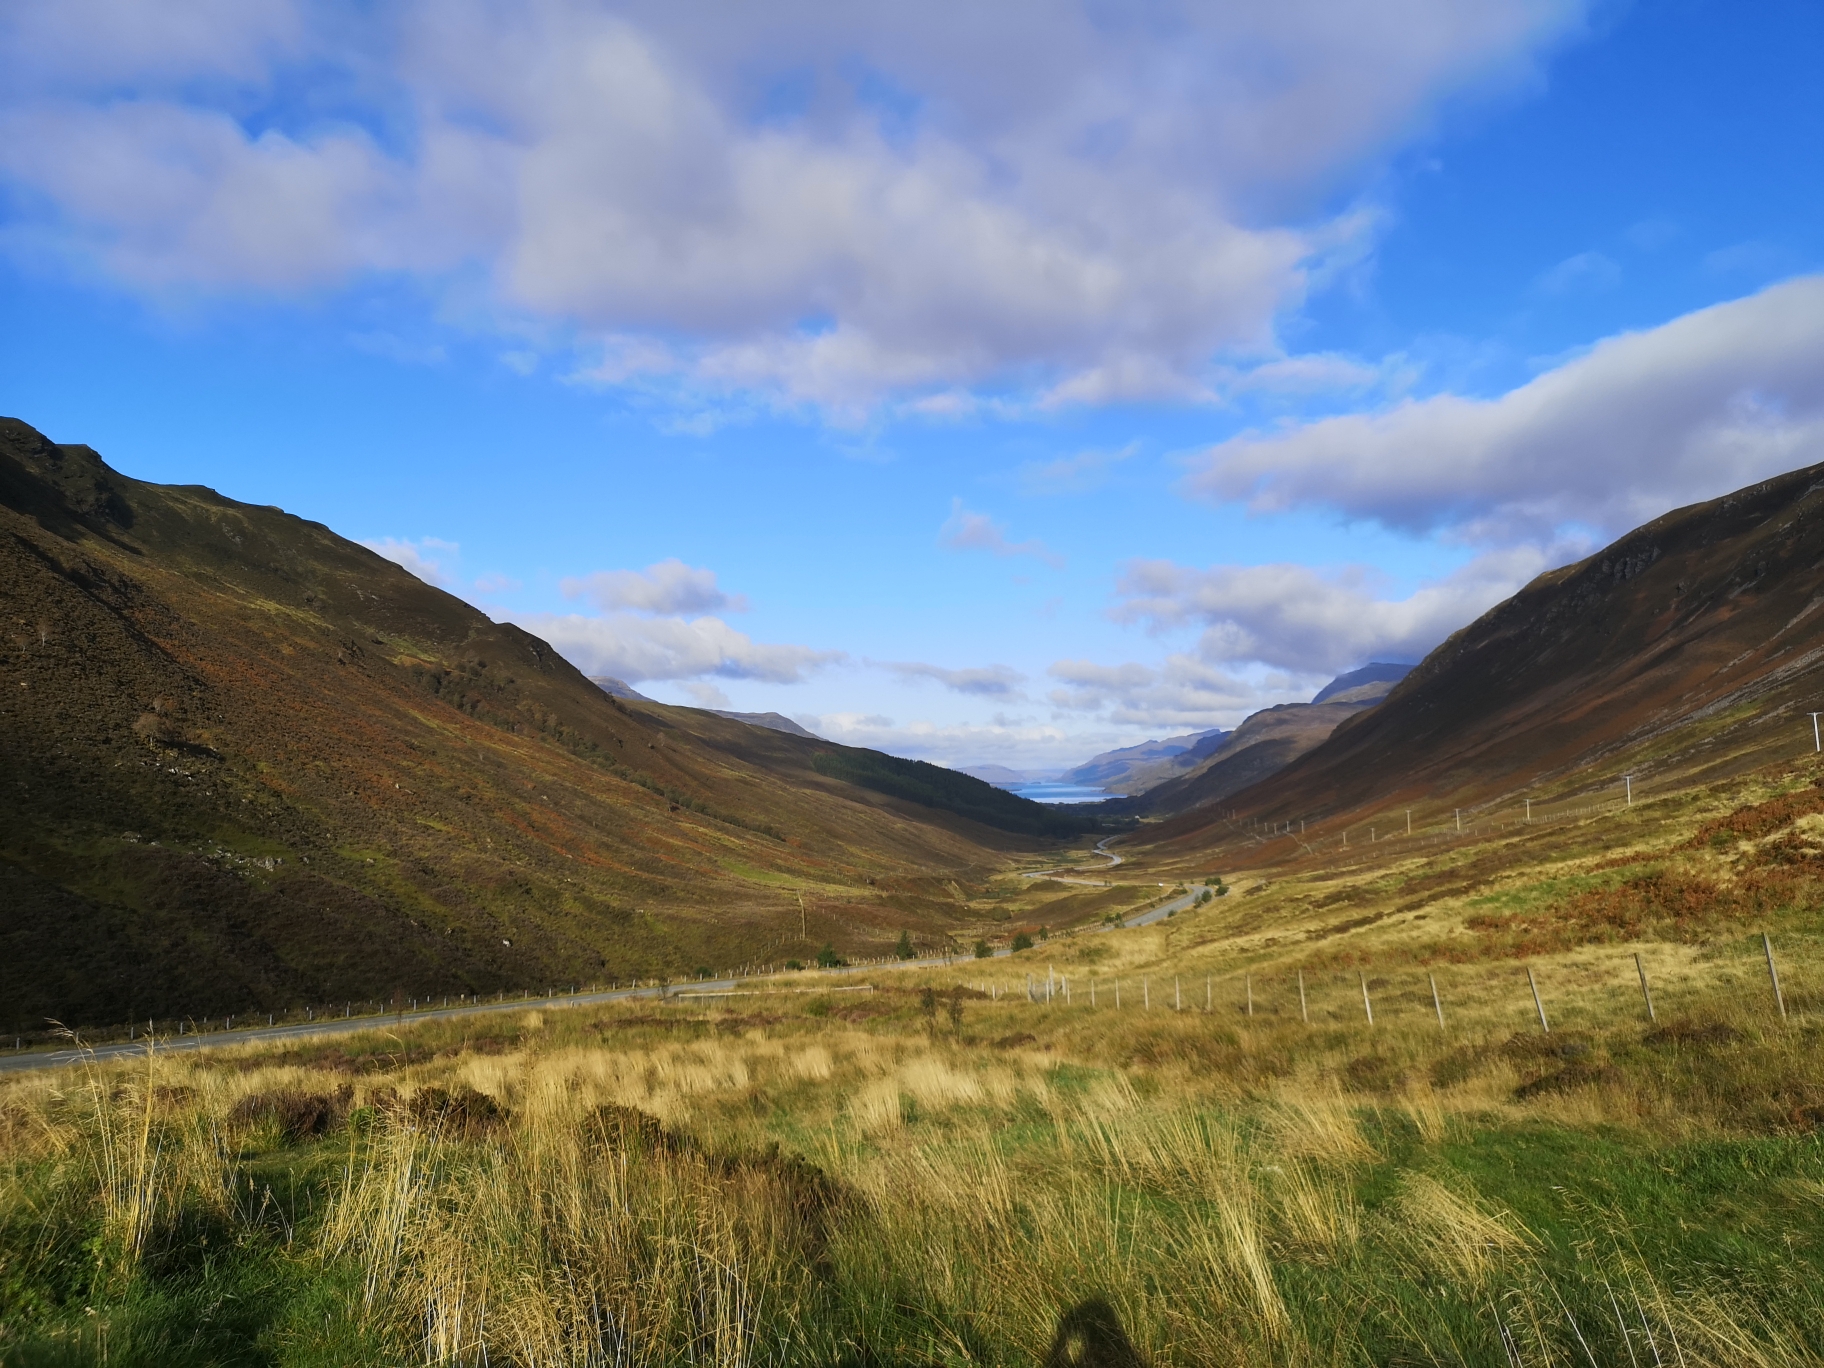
4, 983, 1823, 1367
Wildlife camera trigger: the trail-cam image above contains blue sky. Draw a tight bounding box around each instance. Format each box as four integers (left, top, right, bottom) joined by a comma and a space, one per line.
4, 0, 1822, 773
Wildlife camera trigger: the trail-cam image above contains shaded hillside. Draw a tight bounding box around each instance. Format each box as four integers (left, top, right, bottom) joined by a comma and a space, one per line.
0, 418, 1059, 1030
1137, 460, 1824, 859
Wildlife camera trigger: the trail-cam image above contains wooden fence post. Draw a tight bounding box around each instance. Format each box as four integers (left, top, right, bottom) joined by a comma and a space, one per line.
1635, 953, 1656, 1023
1298, 970, 1308, 1024
1359, 972, 1374, 1027
1430, 973, 1445, 1030
1764, 933, 1788, 1020
1527, 966, 1550, 1032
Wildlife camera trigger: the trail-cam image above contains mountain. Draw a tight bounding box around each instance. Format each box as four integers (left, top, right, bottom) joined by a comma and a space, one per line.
1060, 728, 1228, 792
0, 417, 1076, 1030
708, 709, 822, 739
1123, 700, 1381, 816
1138, 460, 1824, 855
1310, 662, 1411, 704
589, 675, 653, 702
1082, 666, 1407, 805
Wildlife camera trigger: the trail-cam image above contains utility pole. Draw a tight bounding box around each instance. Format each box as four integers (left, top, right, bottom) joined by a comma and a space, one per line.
1455, 808, 1461, 833
1624, 774, 1633, 807
1406, 810, 1411, 835
1525, 798, 1531, 823
797, 891, 807, 941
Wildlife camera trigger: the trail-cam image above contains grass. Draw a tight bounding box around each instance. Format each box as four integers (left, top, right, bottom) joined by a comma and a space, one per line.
3, 964, 1822, 1367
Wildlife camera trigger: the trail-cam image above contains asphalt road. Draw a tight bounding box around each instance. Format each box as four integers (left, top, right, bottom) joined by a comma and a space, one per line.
1, 845, 1207, 1076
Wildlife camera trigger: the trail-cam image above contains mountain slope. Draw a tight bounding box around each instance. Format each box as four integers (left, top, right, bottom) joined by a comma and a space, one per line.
1311, 662, 1411, 704
1123, 701, 1379, 815
0, 418, 1063, 1030
1136, 460, 1824, 857
1060, 728, 1228, 792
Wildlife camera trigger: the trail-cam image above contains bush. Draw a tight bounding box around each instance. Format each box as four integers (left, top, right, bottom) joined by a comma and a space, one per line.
974, 939, 992, 959
784, 959, 804, 971
816, 943, 843, 968
1011, 932, 1034, 953
895, 930, 915, 960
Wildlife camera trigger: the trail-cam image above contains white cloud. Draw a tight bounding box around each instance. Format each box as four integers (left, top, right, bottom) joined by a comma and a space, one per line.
0, 0, 1589, 412
938, 499, 1062, 567
1185, 276, 1824, 540
1110, 545, 1566, 675
561, 559, 749, 615
676, 680, 732, 709
1047, 655, 1288, 729
879, 661, 1026, 697
362, 536, 459, 588
516, 611, 841, 683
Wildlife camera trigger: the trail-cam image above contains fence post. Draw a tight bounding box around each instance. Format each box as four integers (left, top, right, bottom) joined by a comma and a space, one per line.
1359, 972, 1373, 1026
1206, 975, 1212, 1012
1298, 970, 1308, 1024
1144, 977, 1150, 1010
1246, 974, 1254, 1017
1430, 973, 1445, 1030
1764, 933, 1788, 1020
1635, 953, 1656, 1023
1175, 977, 1181, 1011
1527, 966, 1550, 1032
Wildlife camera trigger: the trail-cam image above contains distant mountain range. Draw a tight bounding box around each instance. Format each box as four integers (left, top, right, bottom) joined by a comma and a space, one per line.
588, 678, 824, 740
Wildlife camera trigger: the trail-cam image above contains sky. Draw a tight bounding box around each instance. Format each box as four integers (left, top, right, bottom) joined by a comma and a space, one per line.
3, 0, 1823, 775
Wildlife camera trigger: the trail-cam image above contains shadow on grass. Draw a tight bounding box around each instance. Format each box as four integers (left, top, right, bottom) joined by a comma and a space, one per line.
1045, 1297, 1147, 1368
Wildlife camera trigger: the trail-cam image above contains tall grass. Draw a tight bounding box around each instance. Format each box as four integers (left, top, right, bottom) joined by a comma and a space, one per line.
2, 998, 1822, 1366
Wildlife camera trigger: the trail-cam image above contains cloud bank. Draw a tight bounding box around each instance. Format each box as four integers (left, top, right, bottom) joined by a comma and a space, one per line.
562, 559, 749, 615
1187, 275, 1824, 540
518, 612, 841, 684
0, 0, 1587, 411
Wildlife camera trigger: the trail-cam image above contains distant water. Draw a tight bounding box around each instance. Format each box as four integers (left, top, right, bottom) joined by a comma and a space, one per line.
1002, 781, 1123, 805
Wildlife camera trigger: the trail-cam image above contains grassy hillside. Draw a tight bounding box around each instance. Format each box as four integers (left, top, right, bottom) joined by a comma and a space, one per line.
5, 757, 1823, 1365
0, 418, 1082, 1032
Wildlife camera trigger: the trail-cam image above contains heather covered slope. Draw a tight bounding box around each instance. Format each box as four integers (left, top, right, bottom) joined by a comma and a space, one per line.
1136, 461, 1824, 861
0, 419, 1063, 1030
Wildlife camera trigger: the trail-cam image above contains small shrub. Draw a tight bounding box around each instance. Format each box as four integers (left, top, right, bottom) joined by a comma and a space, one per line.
816, 943, 843, 968
1011, 932, 1034, 953
973, 939, 992, 959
